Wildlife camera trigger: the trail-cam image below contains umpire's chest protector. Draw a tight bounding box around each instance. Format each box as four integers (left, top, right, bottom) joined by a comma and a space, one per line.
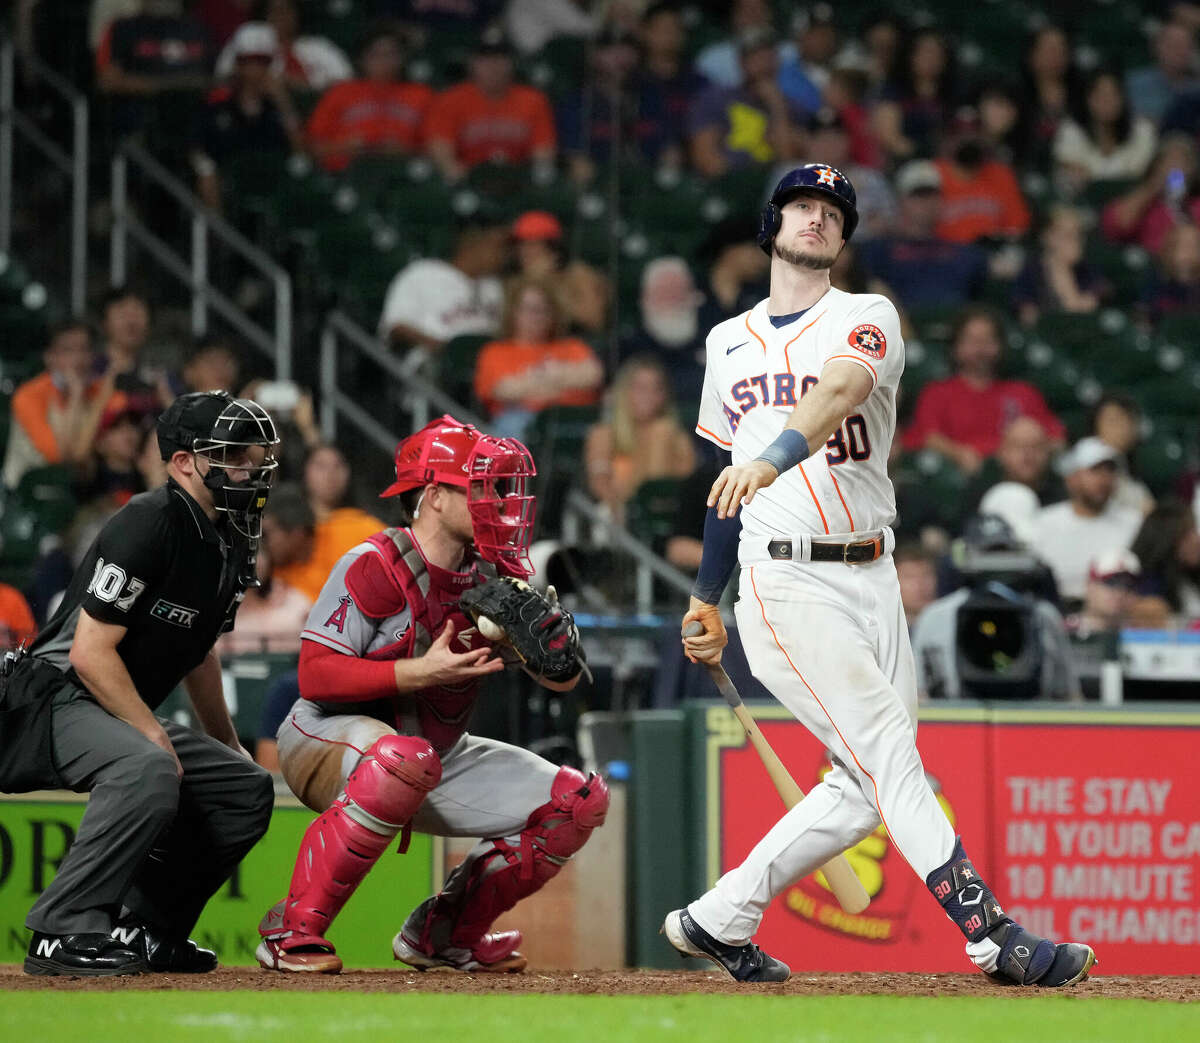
343, 528, 497, 751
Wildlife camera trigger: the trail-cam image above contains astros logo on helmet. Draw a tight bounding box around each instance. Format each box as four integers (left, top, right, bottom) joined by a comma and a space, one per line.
757, 163, 859, 255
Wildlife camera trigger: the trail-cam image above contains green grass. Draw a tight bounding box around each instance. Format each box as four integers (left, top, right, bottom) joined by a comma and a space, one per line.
2, 993, 1196, 1043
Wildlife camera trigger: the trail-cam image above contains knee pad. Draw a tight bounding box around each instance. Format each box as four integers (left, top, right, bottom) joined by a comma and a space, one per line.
344, 734, 442, 831
525, 767, 610, 860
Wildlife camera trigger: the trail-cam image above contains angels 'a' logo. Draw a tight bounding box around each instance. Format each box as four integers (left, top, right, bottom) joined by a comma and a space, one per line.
815, 166, 839, 187
848, 323, 887, 359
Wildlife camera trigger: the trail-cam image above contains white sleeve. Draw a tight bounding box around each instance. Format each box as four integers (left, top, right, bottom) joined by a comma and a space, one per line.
695, 349, 733, 449
378, 265, 425, 338
821, 295, 904, 392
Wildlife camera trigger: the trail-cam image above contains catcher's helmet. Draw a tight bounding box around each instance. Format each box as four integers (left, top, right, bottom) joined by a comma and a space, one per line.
382, 414, 537, 577
757, 163, 858, 254
157, 390, 279, 539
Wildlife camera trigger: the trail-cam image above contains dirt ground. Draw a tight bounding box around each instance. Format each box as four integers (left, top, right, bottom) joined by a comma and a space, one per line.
1, 966, 1197, 1000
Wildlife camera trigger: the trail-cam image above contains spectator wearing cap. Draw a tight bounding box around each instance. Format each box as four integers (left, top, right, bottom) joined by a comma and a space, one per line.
1127, 19, 1200, 124
1074, 548, 1165, 634
693, 0, 780, 90
379, 222, 507, 355
511, 210, 611, 335
505, 0, 594, 57
304, 25, 432, 173
858, 161, 987, 309
766, 108, 895, 240
903, 306, 1065, 475
215, 0, 351, 92
192, 22, 302, 212
933, 121, 1030, 244
777, 3, 837, 114
473, 276, 603, 439
1012, 206, 1109, 326
558, 28, 663, 183
95, 0, 213, 138
3, 320, 103, 489
1027, 436, 1144, 605
1130, 500, 1200, 621
616, 257, 706, 398
74, 401, 153, 508
687, 27, 806, 178
423, 32, 556, 183
1053, 68, 1157, 194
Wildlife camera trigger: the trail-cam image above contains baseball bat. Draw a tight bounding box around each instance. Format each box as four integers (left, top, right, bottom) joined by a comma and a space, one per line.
684, 621, 870, 914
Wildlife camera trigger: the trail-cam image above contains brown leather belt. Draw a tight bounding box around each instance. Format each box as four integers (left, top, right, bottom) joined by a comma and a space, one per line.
767, 534, 885, 565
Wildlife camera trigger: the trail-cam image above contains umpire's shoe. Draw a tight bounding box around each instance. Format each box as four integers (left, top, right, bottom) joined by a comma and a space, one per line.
24, 932, 146, 976
112, 920, 218, 973
662, 909, 790, 983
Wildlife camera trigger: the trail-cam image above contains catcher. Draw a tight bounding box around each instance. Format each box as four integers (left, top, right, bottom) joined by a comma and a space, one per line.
255, 415, 605, 974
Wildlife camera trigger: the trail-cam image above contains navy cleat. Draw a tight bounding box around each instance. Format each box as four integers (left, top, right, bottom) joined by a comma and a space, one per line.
662, 909, 790, 983
984, 922, 1097, 988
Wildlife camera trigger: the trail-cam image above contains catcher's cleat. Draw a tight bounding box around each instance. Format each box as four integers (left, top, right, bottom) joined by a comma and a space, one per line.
24, 931, 146, 977
662, 909, 790, 983
112, 919, 217, 973
255, 935, 343, 974
981, 922, 1097, 988
392, 928, 527, 973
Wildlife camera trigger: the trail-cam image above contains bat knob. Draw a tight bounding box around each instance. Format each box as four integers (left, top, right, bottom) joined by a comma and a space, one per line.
683, 621, 704, 638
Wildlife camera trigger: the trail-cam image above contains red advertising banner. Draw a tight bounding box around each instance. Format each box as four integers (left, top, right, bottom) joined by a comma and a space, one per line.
709, 706, 1200, 975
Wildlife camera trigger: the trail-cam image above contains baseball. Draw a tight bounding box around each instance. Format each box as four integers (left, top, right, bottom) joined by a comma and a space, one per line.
477, 616, 507, 642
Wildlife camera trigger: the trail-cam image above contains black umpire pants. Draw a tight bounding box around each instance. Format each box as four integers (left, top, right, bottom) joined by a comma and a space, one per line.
19, 687, 274, 937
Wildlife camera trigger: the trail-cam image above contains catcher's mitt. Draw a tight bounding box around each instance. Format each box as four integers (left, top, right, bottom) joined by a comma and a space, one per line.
459, 577, 585, 683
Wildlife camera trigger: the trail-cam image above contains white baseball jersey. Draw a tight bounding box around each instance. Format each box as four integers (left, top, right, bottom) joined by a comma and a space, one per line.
695, 288, 904, 549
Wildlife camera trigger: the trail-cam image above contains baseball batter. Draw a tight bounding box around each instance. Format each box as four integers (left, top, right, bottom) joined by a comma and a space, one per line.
663, 165, 1097, 986
255, 416, 606, 974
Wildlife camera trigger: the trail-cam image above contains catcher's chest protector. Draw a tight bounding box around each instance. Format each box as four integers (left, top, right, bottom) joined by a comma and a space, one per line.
348, 528, 497, 751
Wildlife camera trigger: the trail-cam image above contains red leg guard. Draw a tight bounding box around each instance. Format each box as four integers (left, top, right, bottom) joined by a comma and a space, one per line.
416, 767, 609, 953
269, 735, 441, 949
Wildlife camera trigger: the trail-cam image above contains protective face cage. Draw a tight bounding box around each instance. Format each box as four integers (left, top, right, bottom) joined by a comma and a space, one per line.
464, 436, 537, 578
193, 398, 280, 541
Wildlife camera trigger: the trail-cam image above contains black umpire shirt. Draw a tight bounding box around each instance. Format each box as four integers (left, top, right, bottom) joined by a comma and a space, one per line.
31, 479, 246, 711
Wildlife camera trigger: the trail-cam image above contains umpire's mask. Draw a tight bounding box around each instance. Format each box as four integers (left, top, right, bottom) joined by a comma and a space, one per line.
158, 391, 280, 540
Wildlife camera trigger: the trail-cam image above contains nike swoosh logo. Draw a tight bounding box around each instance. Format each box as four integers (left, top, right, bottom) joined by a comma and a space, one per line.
726, 341, 748, 355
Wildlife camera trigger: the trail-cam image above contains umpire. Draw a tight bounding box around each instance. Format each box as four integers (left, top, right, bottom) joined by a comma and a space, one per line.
0, 391, 279, 976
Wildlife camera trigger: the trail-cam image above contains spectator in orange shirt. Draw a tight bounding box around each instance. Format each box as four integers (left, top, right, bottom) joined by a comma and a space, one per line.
271, 447, 385, 601
0, 583, 37, 651
305, 24, 433, 173
423, 31, 556, 182
934, 128, 1031, 244
3, 320, 101, 488
474, 276, 604, 439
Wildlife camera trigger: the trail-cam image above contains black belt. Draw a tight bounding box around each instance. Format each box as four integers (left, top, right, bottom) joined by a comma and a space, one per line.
767, 535, 885, 564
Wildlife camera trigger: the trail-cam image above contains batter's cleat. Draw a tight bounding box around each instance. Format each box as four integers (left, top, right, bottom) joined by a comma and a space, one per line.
982, 923, 1097, 988
662, 909, 790, 983
112, 920, 217, 973
24, 931, 146, 977
392, 929, 528, 973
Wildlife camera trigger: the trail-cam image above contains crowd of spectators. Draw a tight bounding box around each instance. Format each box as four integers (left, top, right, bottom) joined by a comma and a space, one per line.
9, 0, 1200, 692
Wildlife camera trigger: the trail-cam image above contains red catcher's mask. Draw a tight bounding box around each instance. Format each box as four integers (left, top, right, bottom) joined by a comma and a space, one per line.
382, 415, 537, 577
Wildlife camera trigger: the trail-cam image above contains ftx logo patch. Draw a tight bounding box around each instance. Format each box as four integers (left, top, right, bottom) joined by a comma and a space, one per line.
152, 599, 199, 628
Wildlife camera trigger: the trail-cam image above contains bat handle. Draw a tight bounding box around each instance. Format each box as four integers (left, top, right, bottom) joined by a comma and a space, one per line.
682, 620, 741, 708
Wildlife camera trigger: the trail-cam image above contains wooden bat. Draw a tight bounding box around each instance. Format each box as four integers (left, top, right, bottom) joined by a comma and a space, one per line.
684, 621, 870, 914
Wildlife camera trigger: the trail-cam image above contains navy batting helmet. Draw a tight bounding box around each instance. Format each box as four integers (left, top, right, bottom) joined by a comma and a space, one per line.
757, 163, 858, 254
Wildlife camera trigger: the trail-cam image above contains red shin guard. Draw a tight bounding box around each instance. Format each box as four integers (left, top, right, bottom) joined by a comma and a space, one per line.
425, 768, 610, 951
275, 735, 441, 947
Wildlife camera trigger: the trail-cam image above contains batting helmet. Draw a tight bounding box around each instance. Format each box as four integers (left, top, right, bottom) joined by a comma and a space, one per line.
757, 163, 859, 254
382, 415, 538, 577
